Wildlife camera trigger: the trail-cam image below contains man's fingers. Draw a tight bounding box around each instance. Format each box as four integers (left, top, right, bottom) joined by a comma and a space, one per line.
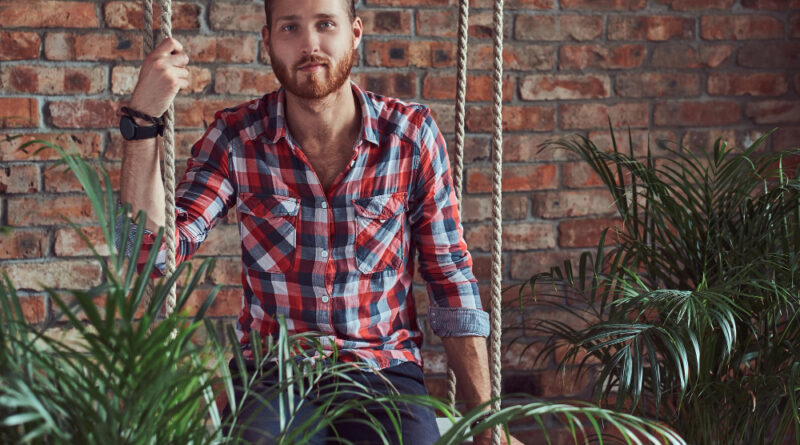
166, 51, 190, 68
152, 37, 183, 58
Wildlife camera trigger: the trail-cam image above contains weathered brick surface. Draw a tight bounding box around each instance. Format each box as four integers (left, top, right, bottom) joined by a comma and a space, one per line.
1, 0, 798, 410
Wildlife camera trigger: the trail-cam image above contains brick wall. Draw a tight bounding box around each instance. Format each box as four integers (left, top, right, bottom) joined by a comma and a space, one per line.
1, 0, 799, 440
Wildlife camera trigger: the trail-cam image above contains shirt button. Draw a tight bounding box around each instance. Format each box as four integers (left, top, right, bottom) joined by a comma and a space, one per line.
321, 295, 330, 303
321, 250, 329, 258
349, 160, 355, 168
321, 202, 328, 209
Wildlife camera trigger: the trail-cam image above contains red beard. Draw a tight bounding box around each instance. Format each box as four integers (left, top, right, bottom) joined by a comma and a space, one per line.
269, 46, 356, 99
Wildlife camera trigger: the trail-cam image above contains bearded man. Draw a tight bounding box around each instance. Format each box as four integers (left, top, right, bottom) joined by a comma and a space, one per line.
118, 0, 520, 443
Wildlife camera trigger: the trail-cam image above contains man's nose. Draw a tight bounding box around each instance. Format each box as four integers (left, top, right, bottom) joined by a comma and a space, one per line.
300, 28, 321, 55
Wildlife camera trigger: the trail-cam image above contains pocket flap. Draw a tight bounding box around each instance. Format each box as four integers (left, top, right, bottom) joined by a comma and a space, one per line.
237, 193, 299, 218
353, 192, 407, 219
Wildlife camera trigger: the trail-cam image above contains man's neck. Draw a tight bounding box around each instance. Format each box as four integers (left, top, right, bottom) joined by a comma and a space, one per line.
284, 81, 360, 154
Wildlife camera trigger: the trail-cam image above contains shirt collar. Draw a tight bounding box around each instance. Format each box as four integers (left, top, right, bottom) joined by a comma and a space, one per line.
262, 81, 381, 147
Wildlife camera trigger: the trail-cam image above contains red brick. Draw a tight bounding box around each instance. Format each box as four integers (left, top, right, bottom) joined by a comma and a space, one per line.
416, 10, 508, 39
742, 0, 794, 8
366, 40, 456, 68
651, 43, 734, 68
0, 165, 39, 194
214, 67, 280, 96
351, 72, 417, 99
774, 126, 800, 151
465, 222, 556, 252
422, 73, 513, 102
529, 368, 593, 397
0, 132, 101, 162
0, 31, 41, 61
503, 133, 566, 162
559, 44, 646, 70
515, 15, 603, 41
520, 74, 610, 100
0, 260, 102, 291
560, 103, 649, 130
466, 105, 556, 132
745, 101, 800, 124
791, 14, 800, 38
181, 35, 257, 63
560, 0, 645, 9
0, 229, 47, 259
1, 65, 106, 95
206, 258, 242, 286
54, 226, 110, 257
615, 72, 701, 97
0, 98, 39, 129
562, 162, 605, 189
587, 129, 678, 158
509, 250, 585, 280
654, 100, 741, 127
701, 15, 784, 40
0, 1, 98, 28
44, 32, 143, 61
738, 42, 800, 68
44, 162, 120, 193
18, 295, 48, 324
467, 164, 557, 193
681, 129, 738, 151
708, 73, 788, 96
361, 9, 412, 35
185, 286, 242, 318
469, 42, 554, 70
657, 0, 735, 10
512, 429, 573, 445
608, 16, 695, 41
532, 190, 616, 219
173, 98, 243, 129
466, 0, 554, 7
49, 100, 119, 129
111, 65, 210, 95
560, 217, 623, 248
104, 1, 200, 30
195, 224, 240, 256
8, 195, 95, 226
427, 103, 454, 135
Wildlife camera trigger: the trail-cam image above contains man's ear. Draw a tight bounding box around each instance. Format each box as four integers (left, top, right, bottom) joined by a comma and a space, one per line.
351, 17, 363, 50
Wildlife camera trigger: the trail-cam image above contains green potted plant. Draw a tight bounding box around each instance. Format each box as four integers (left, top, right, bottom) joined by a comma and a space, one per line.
513, 127, 800, 444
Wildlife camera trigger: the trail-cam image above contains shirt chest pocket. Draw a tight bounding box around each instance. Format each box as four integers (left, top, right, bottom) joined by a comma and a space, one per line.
352, 192, 407, 274
237, 192, 299, 274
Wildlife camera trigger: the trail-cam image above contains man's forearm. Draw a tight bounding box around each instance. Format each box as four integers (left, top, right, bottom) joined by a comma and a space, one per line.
120, 135, 166, 232
441, 335, 492, 413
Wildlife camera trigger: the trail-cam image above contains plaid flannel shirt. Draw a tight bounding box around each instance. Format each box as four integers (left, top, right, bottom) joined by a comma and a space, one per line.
127, 82, 489, 369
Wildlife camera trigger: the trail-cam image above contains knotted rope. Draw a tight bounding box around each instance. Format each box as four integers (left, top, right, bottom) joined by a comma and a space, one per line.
141, 0, 177, 319
448, 0, 504, 442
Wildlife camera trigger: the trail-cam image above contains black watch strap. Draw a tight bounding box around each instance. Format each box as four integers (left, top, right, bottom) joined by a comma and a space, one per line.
120, 115, 162, 140
120, 106, 164, 125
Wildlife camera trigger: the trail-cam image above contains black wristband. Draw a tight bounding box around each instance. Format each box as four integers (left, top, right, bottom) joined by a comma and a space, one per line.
120, 106, 164, 125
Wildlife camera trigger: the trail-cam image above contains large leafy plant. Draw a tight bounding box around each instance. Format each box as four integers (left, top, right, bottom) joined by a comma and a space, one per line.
0, 139, 686, 444
515, 128, 800, 444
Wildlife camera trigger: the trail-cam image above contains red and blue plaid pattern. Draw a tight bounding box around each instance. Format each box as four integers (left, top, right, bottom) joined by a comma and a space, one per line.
132, 82, 489, 369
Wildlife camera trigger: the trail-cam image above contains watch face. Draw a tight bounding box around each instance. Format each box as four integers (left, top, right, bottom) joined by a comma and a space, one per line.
120, 115, 136, 140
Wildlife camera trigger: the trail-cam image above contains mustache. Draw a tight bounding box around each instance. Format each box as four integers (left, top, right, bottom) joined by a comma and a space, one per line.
296, 55, 329, 69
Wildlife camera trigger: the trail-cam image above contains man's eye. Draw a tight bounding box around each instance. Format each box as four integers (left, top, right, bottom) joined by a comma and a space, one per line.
319, 21, 334, 29
282, 24, 296, 31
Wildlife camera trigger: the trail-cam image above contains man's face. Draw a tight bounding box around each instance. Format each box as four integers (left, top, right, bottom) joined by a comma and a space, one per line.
263, 0, 362, 100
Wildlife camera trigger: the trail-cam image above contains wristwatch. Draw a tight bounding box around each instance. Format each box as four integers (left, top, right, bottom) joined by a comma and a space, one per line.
119, 107, 164, 140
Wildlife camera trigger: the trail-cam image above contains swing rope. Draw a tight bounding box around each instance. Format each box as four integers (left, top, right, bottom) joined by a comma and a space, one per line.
448, 0, 504, 441
141, 0, 178, 319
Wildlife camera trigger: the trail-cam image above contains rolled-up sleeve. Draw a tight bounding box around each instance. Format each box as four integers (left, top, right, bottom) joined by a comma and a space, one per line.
114, 112, 236, 278
408, 109, 489, 338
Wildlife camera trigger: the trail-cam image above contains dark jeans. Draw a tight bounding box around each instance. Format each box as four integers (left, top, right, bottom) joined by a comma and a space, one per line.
220, 358, 441, 445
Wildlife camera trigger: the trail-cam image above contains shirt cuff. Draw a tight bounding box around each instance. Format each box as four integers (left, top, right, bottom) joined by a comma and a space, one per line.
428, 307, 490, 338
